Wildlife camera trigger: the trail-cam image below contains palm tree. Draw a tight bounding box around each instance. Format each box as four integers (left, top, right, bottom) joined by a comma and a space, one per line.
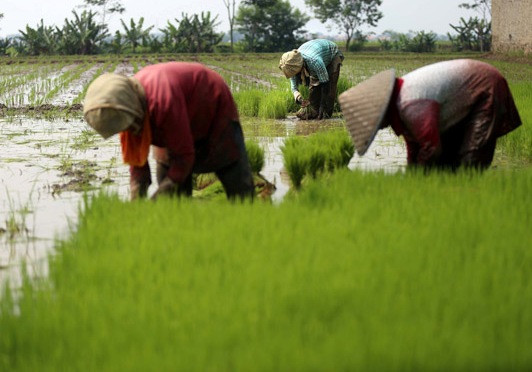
60, 10, 109, 54
120, 17, 154, 53
18, 20, 57, 55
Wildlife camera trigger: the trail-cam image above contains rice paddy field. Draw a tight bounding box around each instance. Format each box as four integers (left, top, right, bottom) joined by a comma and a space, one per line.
0, 52, 531, 370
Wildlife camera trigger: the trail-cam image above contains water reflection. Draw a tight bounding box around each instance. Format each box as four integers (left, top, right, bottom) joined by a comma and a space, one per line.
0, 117, 406, 286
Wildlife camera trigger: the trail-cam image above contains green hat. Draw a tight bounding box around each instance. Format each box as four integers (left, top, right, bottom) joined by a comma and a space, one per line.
339, 69, 396, 156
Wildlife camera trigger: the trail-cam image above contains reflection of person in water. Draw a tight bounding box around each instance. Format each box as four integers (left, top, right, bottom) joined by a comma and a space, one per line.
279, 39, 344, 120
83, 62, 255, 201
340, 59, 522, 170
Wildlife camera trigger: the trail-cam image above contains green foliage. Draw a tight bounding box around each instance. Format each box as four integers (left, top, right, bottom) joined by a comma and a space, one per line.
120, 17, 154, 53
336, 76, 352, 96
17, 10, 109, 55
236, 0, 309, 52
17, 20, 58, 55
234, 89, 262, 116
347, 30, 368, 52
160, 12, 224, 53
57, 10, 109, 55
1, 168, 531, 370
381, 30, 437, 53
448, 17, 491, 52
281, 128, 354, 188
498, 81, 532, 161
257, 90, 288, 119
305, 0, 383, 52
245, 139, 265, 173
0, 37, 11, 56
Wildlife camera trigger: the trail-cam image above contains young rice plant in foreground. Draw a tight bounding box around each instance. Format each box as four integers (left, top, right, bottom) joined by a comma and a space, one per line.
1, 168, 530, 370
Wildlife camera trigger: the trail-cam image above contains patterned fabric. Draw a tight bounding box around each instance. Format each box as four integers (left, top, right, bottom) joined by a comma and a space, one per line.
289, 39, 341, 92
389, 59, 522, 168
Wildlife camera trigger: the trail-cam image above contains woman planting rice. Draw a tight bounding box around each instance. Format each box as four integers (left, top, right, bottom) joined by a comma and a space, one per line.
279, 39, 344, 120
83, 62, 255, 200
339, 59, 522, 170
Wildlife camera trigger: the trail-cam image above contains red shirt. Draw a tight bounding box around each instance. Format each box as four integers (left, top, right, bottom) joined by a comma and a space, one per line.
132, 62, 240, 184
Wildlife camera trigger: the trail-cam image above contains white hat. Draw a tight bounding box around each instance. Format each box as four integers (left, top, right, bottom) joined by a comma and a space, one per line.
339, 69, 396, 156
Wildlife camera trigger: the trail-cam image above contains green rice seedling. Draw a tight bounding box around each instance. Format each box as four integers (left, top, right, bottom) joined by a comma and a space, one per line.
0, 168, 531, 371
258, 90, 288, 119
1, 187, 35, 244
280, 135, 307, 189
72, 62, 114, 105
498, 81, 532, 162
336, 75, 353, 97
245, 139, 265, 173
282, 129, 355, 189
334, 76, 353, 112
234, 89, 262, 117
71, 129, 98, 150
306, 147, 326, 178
310, 128, 354, 171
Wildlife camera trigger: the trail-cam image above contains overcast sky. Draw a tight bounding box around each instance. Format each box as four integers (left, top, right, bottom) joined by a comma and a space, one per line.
1, 0, 477, 38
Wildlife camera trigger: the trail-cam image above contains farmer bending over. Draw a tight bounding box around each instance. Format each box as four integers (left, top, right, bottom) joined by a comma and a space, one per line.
339, 59, 522, 170
279, 39, 344, 120
83, 62, 255, 200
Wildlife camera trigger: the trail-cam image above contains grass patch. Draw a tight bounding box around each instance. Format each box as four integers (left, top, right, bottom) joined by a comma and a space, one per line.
498, 81, 532, 162
257, 90, 288, 119
1, 168, 531, 370
281, 128, 354, 189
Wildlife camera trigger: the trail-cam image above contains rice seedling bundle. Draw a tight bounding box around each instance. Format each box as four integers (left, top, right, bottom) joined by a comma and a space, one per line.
281, 129, 354, 189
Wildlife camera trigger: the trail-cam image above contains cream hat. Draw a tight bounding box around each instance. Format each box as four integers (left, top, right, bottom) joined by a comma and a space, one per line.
339, 69, 396, 156
84, 108, 136, 139
83, 73, 145, 139
279, 50, 304, 78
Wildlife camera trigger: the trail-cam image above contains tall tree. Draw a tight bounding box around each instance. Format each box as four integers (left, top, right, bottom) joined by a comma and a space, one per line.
459, 0, 491, 22
305, 0, 383, 52
222, 0, 237, 52
450, 0, 491, 52
236, 0, 309, 52
82, 0, 125, 27
59, 10, 109, 54
120, 17, 154, 53
18, 20, 57, 55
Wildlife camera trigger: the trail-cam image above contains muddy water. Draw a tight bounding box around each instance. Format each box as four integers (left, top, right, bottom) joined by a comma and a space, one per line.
0, 116, 406, 286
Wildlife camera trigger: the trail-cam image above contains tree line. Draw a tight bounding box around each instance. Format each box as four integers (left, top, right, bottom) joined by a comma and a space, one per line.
0, 0, 491, 56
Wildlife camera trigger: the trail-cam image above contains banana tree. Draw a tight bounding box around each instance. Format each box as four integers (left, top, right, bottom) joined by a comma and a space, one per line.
120, 17, 154, 53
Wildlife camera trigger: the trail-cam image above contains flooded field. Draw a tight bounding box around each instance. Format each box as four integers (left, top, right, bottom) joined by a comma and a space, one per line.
0, 115, 406, 286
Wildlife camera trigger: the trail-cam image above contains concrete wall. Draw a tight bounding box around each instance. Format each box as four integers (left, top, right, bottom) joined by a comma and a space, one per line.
492, 0, 532, 54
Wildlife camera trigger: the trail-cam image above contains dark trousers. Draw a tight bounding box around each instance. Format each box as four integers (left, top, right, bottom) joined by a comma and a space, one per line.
437, 117, 498, 171
308, 53, 344, 117
157, 123, 255, 201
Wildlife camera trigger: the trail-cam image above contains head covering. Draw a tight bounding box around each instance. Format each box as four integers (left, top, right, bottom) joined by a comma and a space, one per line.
279, 50, 304, 79
83, 73, 146, 139
339, 69, 396, 156
84, 108, 135, 139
